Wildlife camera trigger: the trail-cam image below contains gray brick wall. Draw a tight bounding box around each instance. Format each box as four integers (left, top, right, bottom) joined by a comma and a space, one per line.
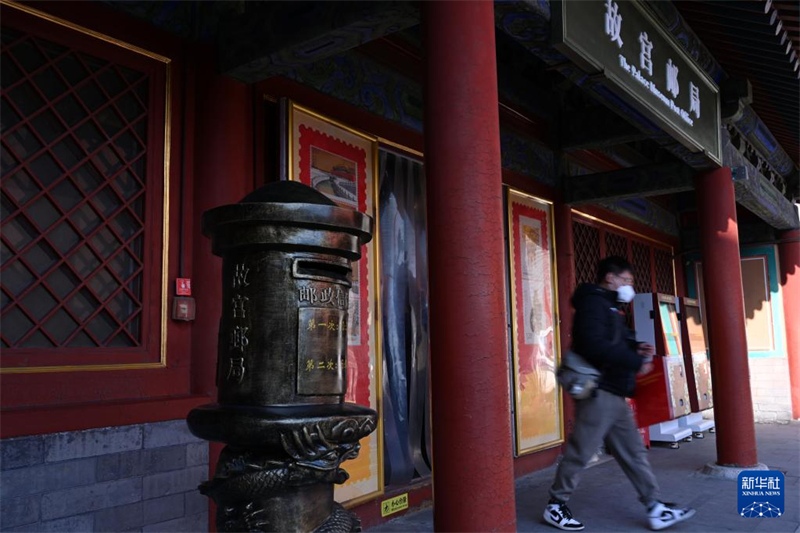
0, 420, 209, 532
749, 357, 793, 422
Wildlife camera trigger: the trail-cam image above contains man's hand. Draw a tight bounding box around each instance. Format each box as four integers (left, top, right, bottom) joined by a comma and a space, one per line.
636, 343, 655, 376
637, 343, 655, 357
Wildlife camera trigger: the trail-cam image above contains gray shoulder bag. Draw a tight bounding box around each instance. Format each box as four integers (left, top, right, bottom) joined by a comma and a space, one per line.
556, 350, 601, 400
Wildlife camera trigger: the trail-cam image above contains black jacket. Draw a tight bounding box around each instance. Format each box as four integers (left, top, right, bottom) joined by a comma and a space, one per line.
570, 283, 643, 397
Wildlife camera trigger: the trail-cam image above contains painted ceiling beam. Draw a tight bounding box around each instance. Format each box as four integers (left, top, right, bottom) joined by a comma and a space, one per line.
732, 166, 799, 229
563, 162, 695, 205
724, 140, 800, 230
730, 105, 797, 179
218, 1, 419, 83
494, 1, 714, 171
565, 138, 798, 229
494, 0, 796, 180
680, 221, 778, 250
645, 1, 797, 179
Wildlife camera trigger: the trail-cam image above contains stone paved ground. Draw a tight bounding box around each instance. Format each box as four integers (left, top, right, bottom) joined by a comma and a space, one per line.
368, 422, 800, 532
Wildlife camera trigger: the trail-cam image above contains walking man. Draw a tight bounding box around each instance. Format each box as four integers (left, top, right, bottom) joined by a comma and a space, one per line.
543, 256, 696, 531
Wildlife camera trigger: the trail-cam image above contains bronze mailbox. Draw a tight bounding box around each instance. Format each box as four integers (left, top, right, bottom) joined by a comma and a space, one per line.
187, 181, 377, 532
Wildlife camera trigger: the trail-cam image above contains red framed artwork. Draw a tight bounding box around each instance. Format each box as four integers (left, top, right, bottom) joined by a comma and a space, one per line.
506, 188, 564, 454
285, 100, 383, 505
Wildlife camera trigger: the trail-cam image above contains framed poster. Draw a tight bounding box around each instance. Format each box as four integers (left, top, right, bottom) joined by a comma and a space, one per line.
506, 188, 564, 455
686, 245, 786, 359
285, 101, 383, 504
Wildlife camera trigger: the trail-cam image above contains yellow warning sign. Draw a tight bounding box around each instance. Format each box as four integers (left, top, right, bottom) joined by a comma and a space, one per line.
380, 493, 409, 517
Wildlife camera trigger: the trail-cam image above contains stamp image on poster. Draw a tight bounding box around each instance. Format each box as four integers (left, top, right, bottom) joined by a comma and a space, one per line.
310, 147, 358, 209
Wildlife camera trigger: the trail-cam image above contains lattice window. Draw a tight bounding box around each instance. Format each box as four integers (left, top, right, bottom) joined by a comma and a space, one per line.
605, 232, 628, 261
630, 241, 653, 295
653, 248, 675, 295
573, 221, 600, 285
1, 26, 150, 349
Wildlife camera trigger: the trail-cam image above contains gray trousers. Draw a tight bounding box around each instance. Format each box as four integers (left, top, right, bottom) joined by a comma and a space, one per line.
549, 389, 660, 506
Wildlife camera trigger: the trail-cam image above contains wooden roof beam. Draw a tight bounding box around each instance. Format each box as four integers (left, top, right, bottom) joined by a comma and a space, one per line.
218, 1, 419, 83
564, 162, 695, 205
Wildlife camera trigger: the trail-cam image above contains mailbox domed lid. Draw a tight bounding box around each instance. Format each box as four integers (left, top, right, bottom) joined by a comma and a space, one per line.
239, 181, 338, 205
201, 182, 373, 257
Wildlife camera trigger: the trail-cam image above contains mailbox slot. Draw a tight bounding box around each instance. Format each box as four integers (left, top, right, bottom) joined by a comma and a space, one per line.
292, 258, 351, 286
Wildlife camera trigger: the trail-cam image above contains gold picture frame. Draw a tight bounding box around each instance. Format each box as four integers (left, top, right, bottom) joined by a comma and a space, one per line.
506, 188, 564, 455
284, 100, 384, 505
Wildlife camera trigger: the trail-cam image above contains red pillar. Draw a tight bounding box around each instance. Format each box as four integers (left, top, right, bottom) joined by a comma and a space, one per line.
695, 167, 758, 466
191, 73, 253, 396
778, 229, 800, 419
423, 2, 517, 531
191, 68, 252, 532
554, 204, 577, 433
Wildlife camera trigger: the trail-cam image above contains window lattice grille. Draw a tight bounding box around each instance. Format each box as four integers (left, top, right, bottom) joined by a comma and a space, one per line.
573, 221, 600, 285
605, 232, 628, 261
654, 248, 675, 295
1, 26, 149, 349
630, 241, 653, 295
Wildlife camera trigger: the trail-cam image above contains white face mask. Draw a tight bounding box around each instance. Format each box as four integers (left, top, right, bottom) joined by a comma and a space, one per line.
617, 284, 635, 303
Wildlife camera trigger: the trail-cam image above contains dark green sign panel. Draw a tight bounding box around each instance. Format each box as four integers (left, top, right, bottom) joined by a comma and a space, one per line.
552, 0, 721, 165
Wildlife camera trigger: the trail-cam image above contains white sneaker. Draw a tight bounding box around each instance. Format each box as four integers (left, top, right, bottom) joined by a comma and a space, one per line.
648, 501, 696, 530
544, 501, 585, 531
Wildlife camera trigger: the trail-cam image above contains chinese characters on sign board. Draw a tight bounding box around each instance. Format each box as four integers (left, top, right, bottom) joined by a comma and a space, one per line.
298, 286, 348, 309
380, 493, 409, 517
552, 0, 721, 164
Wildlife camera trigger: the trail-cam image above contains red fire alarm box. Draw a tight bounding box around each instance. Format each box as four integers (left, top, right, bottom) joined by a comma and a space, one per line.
176, 278, 192, 296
